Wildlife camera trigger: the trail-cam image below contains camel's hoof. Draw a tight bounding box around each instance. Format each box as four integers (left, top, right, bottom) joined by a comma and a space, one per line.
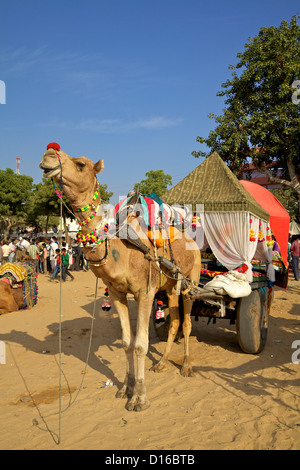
150, 361, 168, 373
116, 386, 133, 399
134, 400, 150, 412
126, 398, 150, 412
180, 367, 195, 377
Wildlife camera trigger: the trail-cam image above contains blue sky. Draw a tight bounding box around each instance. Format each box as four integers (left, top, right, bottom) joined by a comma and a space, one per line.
0, 0, 298, 205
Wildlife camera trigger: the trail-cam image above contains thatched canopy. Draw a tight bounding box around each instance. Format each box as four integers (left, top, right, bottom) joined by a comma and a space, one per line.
163, 152, 269, 221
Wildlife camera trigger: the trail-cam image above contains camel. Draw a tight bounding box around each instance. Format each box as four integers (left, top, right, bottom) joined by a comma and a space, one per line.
39, 144, 201, 411
0, 278, 24, 314
0, 255, 36, 315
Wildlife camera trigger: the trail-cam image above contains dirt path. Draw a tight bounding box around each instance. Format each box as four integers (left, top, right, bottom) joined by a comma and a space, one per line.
0, 270, 299, 450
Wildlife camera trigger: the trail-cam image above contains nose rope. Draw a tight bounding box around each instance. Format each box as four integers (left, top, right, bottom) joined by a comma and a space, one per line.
51, 152, 63, 198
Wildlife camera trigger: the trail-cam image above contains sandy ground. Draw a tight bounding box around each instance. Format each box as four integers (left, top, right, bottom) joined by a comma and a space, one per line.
0, 268, 299, 451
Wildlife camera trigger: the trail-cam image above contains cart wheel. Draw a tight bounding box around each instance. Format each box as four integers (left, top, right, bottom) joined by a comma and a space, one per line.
236, 288, 269, 354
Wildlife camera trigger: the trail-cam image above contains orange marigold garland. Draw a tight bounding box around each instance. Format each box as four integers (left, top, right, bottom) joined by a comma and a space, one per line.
258, 221, 265, 242
249, 218, 256, 241
266, 225, 273, 246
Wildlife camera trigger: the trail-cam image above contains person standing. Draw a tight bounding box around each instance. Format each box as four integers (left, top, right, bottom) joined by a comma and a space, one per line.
71, 241, 80, 271
8, 239, 17, 262
49, 237, 58, 272
61, 248, 74, 281
40, 243, 48, 273
291, 235, 300, 281
28, 240, 40, 273
50, 249, 61, 281
1, 241, 11, 264
16, 236, 30, 261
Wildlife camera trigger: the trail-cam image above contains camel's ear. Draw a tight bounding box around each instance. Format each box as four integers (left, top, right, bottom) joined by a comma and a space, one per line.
94, 159, 104, 174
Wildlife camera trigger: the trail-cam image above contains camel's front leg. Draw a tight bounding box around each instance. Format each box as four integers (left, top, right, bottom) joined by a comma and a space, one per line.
108, 289, 135, 400
126, 290, 155, 412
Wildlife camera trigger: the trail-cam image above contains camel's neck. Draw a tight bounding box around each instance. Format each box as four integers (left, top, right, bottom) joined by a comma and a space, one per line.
71, 179, 103, 230
69, 178, 110, 253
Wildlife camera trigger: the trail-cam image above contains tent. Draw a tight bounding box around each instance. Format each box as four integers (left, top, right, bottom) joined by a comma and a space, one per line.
163, 152, 274, 282
163, 152, 269, 220
290, 219, 300, 235
240, 181, 290, 265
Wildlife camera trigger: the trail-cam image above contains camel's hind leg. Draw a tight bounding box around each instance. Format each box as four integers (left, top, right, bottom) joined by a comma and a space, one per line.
180, 294, 194, 377
152, 249, 201, 376
180, 250, 201, 377
152, 290, 195, 376
151, 289, 180, 373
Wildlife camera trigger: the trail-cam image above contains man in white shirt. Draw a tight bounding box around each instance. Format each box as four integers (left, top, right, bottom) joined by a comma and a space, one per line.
1, 242, 11, 263
15, 237, 30, 261
49, 237, 58, 271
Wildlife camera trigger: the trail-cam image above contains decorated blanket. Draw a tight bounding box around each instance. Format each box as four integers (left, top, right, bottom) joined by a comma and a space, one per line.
0, 262, 38, 309
114, 193, 188, 227
0, 262, 28, 282
114, 193, 190, 247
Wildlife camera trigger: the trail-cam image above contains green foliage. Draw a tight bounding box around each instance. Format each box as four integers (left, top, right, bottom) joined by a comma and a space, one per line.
100, 183, 113, 204
25, 178, 64, 227
0, 169, 33, 234
0, 167, 114, 236
193, 15, 300, 190
134, 169, 172, 197
270, 188, 299, 221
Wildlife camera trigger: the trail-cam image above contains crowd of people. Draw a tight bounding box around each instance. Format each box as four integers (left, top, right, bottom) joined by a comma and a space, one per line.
290, 235, 300, 281
0, 235, 89, 281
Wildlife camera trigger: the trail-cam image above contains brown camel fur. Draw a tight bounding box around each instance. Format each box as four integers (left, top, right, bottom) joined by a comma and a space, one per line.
39, 147, 201, 411
0, 281, 24, 315
0, 255, 33, 315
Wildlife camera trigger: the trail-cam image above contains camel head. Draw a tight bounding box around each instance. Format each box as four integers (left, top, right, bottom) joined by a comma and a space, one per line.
39, 143, 104, 207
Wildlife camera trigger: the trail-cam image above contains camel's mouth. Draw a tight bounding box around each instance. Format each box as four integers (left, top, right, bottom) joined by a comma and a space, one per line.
39, 163, 60, 178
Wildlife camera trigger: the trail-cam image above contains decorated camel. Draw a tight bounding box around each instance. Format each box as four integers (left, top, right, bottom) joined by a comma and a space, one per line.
39, 143, 201, 411
0, 255, 38, 315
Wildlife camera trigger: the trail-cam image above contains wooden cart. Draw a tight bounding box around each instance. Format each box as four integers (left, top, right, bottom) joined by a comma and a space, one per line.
152, 258, 282, 355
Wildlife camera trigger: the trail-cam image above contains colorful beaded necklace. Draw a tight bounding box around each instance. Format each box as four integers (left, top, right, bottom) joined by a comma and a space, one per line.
76, 181, 101, 212
77, 221, 109, 246
78, 203, 101, 226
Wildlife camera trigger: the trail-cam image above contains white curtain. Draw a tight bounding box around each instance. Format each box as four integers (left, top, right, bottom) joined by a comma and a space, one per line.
253, 219, 276, 282
199, 212, 260, 282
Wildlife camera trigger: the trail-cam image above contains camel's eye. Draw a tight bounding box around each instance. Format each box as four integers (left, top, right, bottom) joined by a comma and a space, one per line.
76, 161, 86, 170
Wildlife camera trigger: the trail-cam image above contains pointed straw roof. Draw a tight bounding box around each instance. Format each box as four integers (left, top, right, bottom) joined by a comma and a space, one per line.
163, 152, 269, 221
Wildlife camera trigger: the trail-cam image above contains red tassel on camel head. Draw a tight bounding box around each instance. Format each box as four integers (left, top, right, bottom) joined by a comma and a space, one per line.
47, 142, 61, 151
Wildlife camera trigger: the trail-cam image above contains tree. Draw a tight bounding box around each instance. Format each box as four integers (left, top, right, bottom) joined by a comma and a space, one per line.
25, 178, 64, 233
100, 183, 113, 204
0, 168, 33, 238
26, 179, 113, 233
134, 170, 172, 197
192, 15, 300, 212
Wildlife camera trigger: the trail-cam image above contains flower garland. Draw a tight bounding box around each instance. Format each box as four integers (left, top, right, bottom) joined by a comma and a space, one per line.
249, 218, 256, 242
258, 222, 265, 242
266, 225, 273, 246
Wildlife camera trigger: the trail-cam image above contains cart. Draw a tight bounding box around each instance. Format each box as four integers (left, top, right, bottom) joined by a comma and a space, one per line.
152, 152, 290, 354
152, 258, 278, 354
